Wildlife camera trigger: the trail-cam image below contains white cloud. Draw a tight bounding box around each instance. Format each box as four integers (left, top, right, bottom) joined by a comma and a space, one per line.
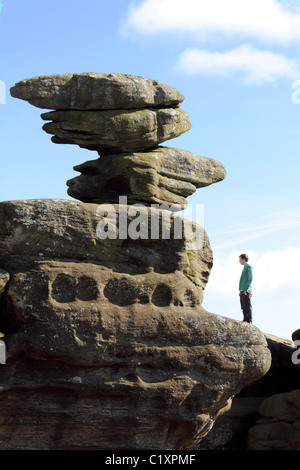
177, 44, 300, 83
123, 0, 300, 84
125, 0, 300, 43
252, 247, 300, 292
201, 247, 300, 300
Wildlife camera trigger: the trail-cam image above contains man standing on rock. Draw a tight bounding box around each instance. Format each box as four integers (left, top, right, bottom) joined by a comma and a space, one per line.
239, 254, 253, 323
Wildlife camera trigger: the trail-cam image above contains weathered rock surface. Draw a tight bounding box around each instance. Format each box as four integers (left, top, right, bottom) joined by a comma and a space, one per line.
247, 390, 300, 450
66, 147, 226, 207
5, 72, 272, 450
0, 199, 271, 450
0, 199, 212, 291
41, 108, 191, 153
10, 73, 184, 110
244, 331, 300, 450
0, 269, 9, 296
198, 333, 300, 450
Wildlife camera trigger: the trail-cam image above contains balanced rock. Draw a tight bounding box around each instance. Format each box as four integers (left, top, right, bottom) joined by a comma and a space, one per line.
41, 108, 191, 153
11, 73, 191, 155
67, 147, 226, 208
10, 73, 184, 110
5, 73, 272, 450
0, 199, 271, 450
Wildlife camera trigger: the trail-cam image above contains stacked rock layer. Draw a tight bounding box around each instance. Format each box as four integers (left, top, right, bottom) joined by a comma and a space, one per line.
0, 73, 272, 450
11, 73, 225, 209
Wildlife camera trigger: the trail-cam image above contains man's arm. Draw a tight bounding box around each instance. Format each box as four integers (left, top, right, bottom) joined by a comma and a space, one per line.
244, 266, 253, 292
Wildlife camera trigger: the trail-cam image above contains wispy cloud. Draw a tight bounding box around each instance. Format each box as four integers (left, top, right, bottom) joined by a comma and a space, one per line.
177, 44, 300, 83
210, 209, 300, 250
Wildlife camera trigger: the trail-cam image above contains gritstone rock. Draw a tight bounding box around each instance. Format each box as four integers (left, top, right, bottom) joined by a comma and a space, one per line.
0, 269, 9, 296
2, 73, 272, 450
66, 147, 226, 208
0, 199, 271, 450
41, 107, 192, 153
10, 73, 184, 110
10, 72, 225, 209
247, 390, 300, 450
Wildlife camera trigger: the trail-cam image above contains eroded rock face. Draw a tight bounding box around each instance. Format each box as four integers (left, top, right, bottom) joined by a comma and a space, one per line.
198, 333, 300, 450
247, 390, 300, 450
0, 269, 9, 296
4, 73, 272, 450
10, 73, 184, 110
0, 310, 271, 450
67, 147, 226, 207
41, 108, 191, 153
245, 332, 300, 450
0, 199, 271, 449
0, 199, 212, 289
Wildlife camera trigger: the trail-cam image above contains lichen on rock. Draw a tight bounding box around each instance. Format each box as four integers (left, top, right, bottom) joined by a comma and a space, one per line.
0, 73, 273, 450
10, 73, 185, 110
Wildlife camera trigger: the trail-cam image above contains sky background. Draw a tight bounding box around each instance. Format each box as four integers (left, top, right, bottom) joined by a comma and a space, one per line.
1, 0, 300, 340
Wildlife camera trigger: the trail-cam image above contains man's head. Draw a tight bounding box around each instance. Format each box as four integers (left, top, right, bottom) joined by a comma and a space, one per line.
239, 253, 249, 265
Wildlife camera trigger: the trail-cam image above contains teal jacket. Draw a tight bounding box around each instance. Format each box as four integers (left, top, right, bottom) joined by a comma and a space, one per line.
239, 264, 253, 292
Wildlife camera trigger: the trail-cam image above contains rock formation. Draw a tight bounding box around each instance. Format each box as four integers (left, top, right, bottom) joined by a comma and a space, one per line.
66, 147, 226, 208
246, 331, 300, 450
247, 389, 300, 450
10, 73, 185, 110
0, 269, 9, 296
0, 73, 272, 450
198, 333, 300, 450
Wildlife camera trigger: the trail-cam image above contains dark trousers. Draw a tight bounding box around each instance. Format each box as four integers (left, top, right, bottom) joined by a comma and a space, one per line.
240, 291, 252, 323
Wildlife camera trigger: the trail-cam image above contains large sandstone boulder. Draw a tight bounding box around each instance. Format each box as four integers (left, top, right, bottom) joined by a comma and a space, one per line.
198, 333, 300, 450
247, 390, 300, 450
246, 332, 300, 450
0, 199, 211, 292
41, 108, 191, 153
5, 72, 272, 450
66, 147, 226, 208
11, 73, 191, 154
0, 199, 271, 450
10, 73, 184, 110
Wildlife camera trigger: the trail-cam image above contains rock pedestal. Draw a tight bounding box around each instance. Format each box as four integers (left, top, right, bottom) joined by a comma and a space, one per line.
0, 73, 272, 450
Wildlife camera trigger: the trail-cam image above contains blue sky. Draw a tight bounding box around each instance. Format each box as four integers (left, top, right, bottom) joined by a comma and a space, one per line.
1, 0, 300, 340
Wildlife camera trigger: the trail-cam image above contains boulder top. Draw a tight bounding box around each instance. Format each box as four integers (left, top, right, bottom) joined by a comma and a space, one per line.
10, 72, 185, 110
